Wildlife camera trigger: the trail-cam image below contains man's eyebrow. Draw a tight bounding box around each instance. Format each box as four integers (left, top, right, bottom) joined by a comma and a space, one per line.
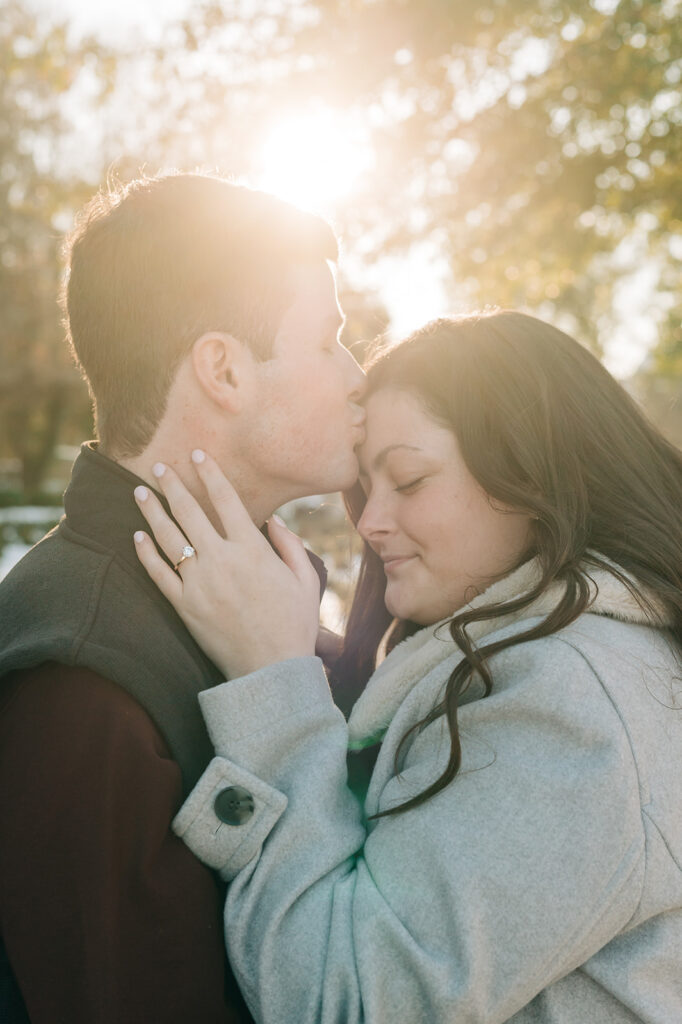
360, 444, 423, 474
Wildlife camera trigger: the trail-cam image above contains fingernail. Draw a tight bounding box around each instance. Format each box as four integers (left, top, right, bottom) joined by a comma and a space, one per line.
152, 462, 166, 478
191, 449, 205, 464
134, 531, 145, 544
271, 513, 286, 527
134, 486, 149, 501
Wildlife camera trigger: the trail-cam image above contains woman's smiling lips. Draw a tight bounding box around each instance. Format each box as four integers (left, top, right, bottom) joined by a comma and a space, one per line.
382, 554, 418, 573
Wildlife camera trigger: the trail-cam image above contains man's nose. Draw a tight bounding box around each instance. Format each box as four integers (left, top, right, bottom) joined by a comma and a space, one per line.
344, 346, 366, 403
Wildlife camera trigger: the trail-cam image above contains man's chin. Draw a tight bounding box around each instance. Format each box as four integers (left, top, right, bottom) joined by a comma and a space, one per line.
284, 454, 359, 502
317, 456, 359, 496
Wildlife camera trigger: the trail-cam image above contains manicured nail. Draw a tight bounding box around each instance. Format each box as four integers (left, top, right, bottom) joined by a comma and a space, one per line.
134, 486, 149, 501
271, 514, 286, 528
134, 531, 145, 544
152, 462, 166, 478
191, 449, 206, 464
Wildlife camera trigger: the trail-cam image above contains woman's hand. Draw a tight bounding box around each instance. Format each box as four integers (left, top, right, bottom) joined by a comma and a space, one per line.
133, 450, 322, 680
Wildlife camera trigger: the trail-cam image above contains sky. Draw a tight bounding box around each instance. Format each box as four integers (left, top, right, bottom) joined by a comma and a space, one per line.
26, 0, 663, 377
31, 0, 192, 43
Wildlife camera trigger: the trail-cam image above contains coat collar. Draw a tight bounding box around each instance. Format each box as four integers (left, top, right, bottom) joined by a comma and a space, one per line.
347, 555, 670, 749
62, 441, 328, 594
62, 442, 174, 578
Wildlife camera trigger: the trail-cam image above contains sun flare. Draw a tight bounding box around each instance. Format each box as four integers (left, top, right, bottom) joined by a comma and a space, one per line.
255, 109, 373, 214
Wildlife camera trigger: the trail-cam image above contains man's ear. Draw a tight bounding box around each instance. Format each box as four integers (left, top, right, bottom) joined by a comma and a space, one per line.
190, 332, 255, 412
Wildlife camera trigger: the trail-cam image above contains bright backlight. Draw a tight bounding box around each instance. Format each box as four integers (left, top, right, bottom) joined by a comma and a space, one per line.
255, 110, 372, 214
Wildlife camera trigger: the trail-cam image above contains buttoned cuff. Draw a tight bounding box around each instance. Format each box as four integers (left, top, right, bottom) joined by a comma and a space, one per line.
198, 656, 334, 756
172, 757, 287, 879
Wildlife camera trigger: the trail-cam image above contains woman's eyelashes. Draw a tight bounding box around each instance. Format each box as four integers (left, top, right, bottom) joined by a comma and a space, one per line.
357, 467, 430, 497
394, 476, 426, 494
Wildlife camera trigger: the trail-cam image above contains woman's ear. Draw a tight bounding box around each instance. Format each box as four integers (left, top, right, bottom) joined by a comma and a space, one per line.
190, 332, 255, 412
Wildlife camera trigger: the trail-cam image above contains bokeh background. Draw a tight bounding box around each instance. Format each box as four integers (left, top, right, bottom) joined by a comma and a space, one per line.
1, 0, 680, 624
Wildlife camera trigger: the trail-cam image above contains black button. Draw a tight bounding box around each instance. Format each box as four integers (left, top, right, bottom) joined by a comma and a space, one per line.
214, 786, 255, 826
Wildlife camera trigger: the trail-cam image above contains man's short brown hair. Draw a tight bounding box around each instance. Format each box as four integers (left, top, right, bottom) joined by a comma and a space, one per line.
62, 172, 338, 456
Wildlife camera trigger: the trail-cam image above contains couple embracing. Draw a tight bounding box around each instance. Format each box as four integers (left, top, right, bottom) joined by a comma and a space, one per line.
1, 172, 680, 1024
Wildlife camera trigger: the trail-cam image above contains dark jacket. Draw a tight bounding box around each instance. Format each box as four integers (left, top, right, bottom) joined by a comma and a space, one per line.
0, 442, 222, 793
0, 443, 251, 1023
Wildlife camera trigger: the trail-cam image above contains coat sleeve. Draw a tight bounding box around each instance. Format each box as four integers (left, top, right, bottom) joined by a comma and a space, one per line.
0, 663, 247, 1024
173, 641, 646, 1024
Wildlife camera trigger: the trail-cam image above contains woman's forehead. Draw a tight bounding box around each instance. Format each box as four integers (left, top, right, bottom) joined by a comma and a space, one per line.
358, 389, 456, 472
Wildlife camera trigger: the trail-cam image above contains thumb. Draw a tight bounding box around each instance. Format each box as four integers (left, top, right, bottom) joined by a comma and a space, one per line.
267, 515, 320, 590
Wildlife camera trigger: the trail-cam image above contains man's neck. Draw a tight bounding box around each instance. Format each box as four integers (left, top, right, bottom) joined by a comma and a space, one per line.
113, 444, 278, 531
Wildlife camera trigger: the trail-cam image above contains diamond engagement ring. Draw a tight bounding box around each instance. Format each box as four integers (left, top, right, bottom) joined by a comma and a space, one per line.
173, 544, 196, 573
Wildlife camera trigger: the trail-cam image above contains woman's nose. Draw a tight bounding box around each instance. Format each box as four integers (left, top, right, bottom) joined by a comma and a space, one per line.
357, 495, 390, 542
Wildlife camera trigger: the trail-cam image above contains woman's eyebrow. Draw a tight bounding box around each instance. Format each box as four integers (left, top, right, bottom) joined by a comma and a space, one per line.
371, 444, 423, 472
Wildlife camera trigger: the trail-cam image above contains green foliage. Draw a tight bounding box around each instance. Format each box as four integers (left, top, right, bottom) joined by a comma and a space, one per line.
2, 0, 680, 504
0, 1, 98, 495
140, 0, 680, 361
293, 0, 682, 354
652, 307, 682, 375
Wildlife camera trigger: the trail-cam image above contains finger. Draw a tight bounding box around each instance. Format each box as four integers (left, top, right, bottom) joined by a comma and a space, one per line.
191, 450, 259, 541
133, 530, 183, 605
267, 516, 320, 592
134, 485, 192, 569
151, 462, 219, 550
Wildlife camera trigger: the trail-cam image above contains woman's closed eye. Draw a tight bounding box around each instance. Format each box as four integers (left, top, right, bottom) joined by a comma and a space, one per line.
395, 476, 426, 494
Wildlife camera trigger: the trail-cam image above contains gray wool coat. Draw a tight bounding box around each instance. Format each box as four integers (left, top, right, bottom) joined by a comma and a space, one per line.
174, 559, 682, 1023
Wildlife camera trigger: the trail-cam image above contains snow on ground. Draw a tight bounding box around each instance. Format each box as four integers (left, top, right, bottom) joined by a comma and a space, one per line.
0, 507, 62, 580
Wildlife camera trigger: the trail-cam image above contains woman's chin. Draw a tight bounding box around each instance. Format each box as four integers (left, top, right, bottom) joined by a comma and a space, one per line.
384, 587, 407, 621
385, 589, 427, 626
385, 587, 460, 627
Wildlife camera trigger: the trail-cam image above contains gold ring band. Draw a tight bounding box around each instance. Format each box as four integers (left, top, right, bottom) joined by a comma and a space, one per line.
173, 544, 196, 573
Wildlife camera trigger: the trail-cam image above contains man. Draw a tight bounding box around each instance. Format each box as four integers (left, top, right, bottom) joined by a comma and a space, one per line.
0, 172, 365, 1023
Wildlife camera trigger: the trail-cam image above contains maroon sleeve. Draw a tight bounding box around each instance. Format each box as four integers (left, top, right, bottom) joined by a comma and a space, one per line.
0, 663, 249, 1024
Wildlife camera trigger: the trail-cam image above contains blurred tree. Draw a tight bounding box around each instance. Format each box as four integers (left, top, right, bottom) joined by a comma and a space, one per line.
286, 0, 682, 356
89, 1, 311, 181
158, 0, 679, 359
4, 0, 679, 502
631, 306, 682, 447
93, 0, 675, 467
338, 283, 390, 363
0, 1, 106, 496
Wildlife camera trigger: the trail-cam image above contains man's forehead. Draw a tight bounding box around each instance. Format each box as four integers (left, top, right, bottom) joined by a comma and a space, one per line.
289, 260, 338, 299
280, 263, 343, 333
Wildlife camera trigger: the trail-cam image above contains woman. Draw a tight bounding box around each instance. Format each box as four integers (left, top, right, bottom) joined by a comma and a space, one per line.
133, 310, 682, 1023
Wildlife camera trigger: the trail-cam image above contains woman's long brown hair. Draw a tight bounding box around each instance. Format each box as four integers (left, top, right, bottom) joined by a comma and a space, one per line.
335, 310, 682, 816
